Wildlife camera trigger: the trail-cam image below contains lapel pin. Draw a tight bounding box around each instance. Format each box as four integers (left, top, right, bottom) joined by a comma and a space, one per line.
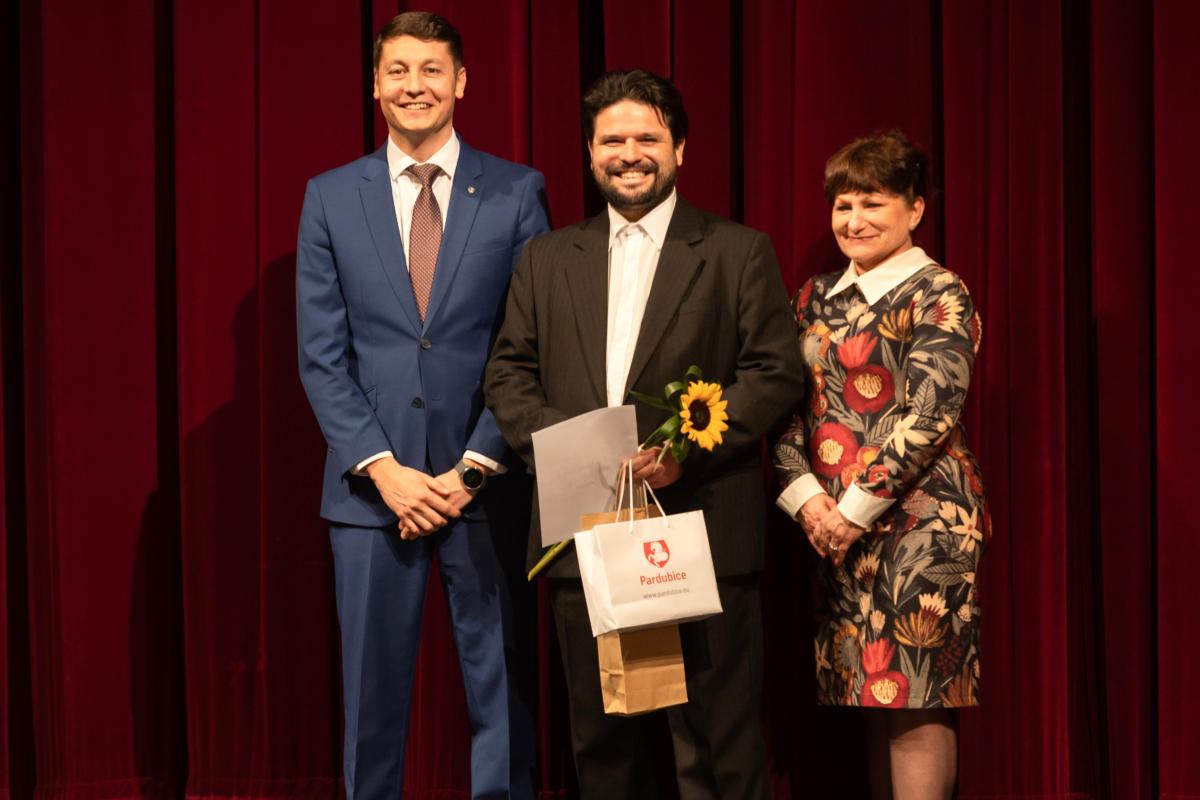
467, 185, 476, 194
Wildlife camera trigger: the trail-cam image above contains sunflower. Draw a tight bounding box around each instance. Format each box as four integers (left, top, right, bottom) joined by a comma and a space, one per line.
679, 381, 729, 451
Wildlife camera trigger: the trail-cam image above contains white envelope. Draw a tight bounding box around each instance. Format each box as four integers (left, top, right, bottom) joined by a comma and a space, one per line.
531, 405, 639, 546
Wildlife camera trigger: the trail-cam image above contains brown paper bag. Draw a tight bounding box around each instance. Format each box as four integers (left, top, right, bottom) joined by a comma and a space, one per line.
596, 624, 688, 716
579, 494, 687, 716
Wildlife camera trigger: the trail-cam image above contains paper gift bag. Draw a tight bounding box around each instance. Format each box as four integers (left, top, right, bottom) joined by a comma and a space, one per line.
579, 480, 684, 716
596, 624, 688, 716
576, 478, 723, 637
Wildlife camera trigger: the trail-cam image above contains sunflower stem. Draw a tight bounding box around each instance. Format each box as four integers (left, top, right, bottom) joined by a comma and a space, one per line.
527, 538, 573, 580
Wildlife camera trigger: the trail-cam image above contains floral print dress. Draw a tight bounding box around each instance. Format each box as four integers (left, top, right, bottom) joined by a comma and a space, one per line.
774, 248, 990, 709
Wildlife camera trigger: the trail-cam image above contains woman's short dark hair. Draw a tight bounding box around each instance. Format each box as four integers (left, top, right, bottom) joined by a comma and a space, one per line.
373, 12, 463, 69
823, 130, 930, 206
581, 70, 688, 143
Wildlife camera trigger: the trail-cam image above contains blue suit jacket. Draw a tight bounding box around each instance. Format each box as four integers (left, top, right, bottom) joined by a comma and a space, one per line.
297, 137, 550, 527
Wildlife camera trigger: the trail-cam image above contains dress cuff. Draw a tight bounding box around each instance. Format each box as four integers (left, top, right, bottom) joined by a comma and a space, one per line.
838, 483, 895, 529
353, 451, 393, 476
464, 450, 507, 475
776, 473, 826, 520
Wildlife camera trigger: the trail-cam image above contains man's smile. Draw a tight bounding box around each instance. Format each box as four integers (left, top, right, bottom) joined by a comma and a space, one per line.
606, 164, 657, 184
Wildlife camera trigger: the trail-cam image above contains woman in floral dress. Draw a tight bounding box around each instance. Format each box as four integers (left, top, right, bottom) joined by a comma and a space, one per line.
773, 131, 989, 799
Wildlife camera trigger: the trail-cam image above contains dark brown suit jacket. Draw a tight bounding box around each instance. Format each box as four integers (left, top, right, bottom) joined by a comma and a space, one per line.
484, 198, 804, 578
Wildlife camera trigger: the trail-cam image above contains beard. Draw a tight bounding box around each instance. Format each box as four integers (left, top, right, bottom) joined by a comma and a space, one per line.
593, 160, 677, 216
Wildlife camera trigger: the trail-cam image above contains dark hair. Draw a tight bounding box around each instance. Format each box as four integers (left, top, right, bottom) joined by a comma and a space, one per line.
581, 70, 689, 143
823, 130, 929, 206
373, 12, 463, 69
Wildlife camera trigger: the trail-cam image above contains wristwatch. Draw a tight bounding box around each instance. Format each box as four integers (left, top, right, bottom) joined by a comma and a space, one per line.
454, 459, 487, 492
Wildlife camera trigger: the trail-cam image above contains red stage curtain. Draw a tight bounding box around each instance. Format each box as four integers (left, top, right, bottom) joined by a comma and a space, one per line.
8, 1, 1198, 799
1154, 1, 1200, 798
942, 1, 1077, 793
1092, 2, 1156, 797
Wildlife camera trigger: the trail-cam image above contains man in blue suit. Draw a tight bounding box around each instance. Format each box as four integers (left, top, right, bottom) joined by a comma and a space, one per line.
296, 12, 549, 800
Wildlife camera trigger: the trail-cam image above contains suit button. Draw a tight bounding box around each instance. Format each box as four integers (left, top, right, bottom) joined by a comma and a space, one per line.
412, 397, 424, 408
420, 338, 432, 350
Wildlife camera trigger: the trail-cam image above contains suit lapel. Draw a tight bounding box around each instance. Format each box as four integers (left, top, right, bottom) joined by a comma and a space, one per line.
625, 199, 705, 396
423, 136, 482, 330
359, 146, 422, 333
564, 214, 611, 405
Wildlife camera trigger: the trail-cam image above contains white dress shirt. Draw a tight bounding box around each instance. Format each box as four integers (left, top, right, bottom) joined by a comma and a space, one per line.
775, 246, 937, 527
605, 191, 678, 407
354, 131, 503, 476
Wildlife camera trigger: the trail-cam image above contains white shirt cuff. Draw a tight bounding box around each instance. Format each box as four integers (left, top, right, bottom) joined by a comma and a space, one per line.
464, 451, 507, 475
776, 473, 826, 520
837, 483, 895, 529
353, 451, 393, 476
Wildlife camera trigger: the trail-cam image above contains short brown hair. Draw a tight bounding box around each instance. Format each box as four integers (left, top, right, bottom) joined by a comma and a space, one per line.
823, 130, 929, 206
373, 11, 463, 69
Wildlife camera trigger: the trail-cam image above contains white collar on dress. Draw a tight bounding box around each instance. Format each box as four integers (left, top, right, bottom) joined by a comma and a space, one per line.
606, 189, 678, 251
386, 129, 460, 183
825, 246, 938, 305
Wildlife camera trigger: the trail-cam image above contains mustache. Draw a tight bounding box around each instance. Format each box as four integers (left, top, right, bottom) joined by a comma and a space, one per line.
605, 161, 658, 175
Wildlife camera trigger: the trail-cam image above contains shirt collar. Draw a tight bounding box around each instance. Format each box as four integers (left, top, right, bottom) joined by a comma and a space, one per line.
825, 246, 937, 304
386, 130, 460, 183
606, 190, 678, 251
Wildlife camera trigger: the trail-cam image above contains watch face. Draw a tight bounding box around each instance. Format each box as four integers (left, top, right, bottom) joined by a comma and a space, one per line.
462, 467, 485, 491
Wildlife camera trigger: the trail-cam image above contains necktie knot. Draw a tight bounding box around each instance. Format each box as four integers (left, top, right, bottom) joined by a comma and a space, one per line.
406, 163, 441, 188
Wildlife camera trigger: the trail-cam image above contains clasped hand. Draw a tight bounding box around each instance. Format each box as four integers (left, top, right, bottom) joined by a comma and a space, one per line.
366, 457, 479, 540
797, 493, 865, 566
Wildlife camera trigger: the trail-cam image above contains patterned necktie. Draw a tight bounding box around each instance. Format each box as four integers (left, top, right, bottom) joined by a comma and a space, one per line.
406, 163, 443, 322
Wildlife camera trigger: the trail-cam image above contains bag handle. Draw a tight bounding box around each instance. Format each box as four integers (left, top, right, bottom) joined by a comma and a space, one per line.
642, 481, 667, 525
613, 460, 628, 514
613, 459, 642, 515
617, 460, 669, 534
624, 462, 672, 532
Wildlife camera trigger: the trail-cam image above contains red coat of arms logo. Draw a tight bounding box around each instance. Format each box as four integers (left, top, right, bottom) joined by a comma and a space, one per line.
644, 540, 670, 568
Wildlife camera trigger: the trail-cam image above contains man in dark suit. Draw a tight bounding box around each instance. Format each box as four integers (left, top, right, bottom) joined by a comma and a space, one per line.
485, 70, 803, 799
296, 12, 548, 800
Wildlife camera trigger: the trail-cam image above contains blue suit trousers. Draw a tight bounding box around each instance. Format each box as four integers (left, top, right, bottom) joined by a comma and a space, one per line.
330, 519, 534, 800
